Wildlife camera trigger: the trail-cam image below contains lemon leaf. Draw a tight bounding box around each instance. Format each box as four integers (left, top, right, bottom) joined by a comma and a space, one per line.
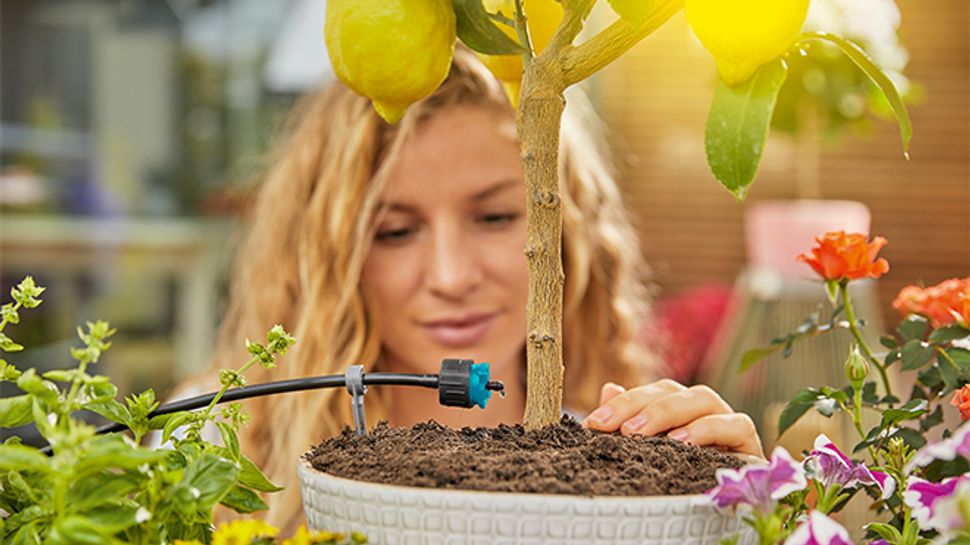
705, 58, 788, 201
453, 0, 527, 55
796, 31, 912, 159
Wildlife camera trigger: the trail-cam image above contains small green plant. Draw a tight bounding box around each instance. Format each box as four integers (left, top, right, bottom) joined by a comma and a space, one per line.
0, 276, 295, 545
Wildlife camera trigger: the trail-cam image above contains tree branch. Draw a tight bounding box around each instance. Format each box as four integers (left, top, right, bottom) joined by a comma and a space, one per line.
549, 0, 597, 51
561, 0, 684, 87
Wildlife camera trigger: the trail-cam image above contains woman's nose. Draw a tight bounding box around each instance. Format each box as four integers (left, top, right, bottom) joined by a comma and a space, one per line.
425, 227, 483, 299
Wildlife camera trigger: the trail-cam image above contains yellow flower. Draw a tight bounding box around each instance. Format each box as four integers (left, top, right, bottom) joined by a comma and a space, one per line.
281, 525, 347, 545
211, 519, 279, 545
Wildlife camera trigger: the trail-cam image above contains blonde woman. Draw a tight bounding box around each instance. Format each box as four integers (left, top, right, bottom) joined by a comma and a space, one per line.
193, 48, 762, 531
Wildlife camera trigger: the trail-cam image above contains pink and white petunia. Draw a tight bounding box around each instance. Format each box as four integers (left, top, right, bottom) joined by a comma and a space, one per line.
903, 475, 970, 533
908, 422, 970, 472
706, 446, 808, 515
783, 511, 854, 545
805, 434, 896, 499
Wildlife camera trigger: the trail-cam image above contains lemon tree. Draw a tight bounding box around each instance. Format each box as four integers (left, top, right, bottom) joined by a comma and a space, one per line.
323, 0, 913, 429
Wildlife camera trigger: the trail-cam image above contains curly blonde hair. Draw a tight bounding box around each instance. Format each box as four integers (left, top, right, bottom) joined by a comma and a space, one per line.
202, 48, 654, 531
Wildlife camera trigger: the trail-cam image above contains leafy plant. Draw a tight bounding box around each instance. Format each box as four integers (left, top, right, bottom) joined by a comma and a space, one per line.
0, 276, 296, 545
715, 233, 970, 545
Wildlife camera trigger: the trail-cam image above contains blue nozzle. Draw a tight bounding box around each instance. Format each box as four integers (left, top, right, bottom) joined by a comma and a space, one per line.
468, 362, 491, 409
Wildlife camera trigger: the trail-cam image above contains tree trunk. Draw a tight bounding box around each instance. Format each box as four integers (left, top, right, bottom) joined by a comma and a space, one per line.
518, 58, 566, 430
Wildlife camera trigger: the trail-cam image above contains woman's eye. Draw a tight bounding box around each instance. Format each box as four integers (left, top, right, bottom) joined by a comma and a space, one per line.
375, 226, 415, 244
478, 212, 520, 227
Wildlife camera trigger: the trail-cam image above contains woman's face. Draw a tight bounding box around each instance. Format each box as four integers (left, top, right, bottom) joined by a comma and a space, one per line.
362, 106, 528, 376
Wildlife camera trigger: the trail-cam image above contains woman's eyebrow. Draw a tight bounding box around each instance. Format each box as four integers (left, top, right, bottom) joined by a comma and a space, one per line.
471, 179, 520, 202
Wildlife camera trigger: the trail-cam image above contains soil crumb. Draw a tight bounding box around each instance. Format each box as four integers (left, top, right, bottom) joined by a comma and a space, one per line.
305, 416, 742, 496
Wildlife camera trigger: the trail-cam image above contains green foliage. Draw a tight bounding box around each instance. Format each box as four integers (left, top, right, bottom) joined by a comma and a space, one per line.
452, 0, 526, 55
795, 32, 913, 158
0, 276, 294, 545
705, 58, 788, 201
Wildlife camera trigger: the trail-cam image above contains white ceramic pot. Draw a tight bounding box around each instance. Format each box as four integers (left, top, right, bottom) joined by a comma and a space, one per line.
298, 460, 756, 545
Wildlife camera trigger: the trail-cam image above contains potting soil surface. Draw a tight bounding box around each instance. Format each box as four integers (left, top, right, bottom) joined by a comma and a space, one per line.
304, 416, 743, 496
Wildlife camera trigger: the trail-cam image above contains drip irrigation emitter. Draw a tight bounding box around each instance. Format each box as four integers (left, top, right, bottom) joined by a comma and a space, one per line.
40, 358, 504, 455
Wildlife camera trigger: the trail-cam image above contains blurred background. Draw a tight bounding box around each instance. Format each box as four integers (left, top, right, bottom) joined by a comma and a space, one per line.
0, 0, 967, 455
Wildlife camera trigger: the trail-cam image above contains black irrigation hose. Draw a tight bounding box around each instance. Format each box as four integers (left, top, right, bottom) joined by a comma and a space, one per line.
40, 372, 441, 455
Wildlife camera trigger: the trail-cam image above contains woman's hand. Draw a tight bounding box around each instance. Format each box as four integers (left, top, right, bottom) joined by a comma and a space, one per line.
582, 380, 765, 459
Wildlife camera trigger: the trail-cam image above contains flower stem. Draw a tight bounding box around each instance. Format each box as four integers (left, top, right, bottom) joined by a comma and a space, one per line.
196, 355, 259, 428
513, 0, 533, 67
841, 280, 894, 399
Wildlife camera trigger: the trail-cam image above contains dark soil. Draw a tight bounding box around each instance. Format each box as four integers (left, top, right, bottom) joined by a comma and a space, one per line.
305, 416, 743, 496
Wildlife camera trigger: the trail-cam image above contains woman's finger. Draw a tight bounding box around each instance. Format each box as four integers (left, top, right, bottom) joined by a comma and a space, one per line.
598, 382, 626, 406
618, 384, 733, 437
667, 413, 765, 459
584, 379, 687, 431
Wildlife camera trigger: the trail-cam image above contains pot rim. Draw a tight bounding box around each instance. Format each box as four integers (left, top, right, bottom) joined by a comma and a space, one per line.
298, 458, 720, 506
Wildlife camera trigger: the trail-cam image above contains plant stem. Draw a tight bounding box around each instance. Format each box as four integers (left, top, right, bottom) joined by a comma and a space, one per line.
841, 280, 894, 399
561, 0, 683, 85
937, 346, 961, 374
197, 355, 259, 427
513, 0, 533, 67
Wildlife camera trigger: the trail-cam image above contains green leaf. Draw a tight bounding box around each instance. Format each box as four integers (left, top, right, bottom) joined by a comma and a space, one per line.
81, 502, 146, 533
0, 445, 51, 473
866, 522, 903, 544
778, 388, 819, 437
0, 333, 24, 352
452, 0, 526, 56
929, 324, 970, 344
85, 400, 130, 427
220, 485, 268, 514
4, 470, 42, 504
49, 515, 125, 545
161, 412, 194, 444
939, 360, 962, 391
881, 399, 929, 428
739, 345, 782, 372
946, 347, 970, 370
238, 453, 283, 493
176, 453, 240, 511
16, 370, 59, 403
705, 58, 788, 201
897, 316, 929, 343
0, 394, 34, 427
892, 427, 927, 449
879, 335, 899, 350
76, 435, 167, 475
900, 340, 934, 371
216, 422, 241, 461
68, 472, 143, 513
798, 32, 912, 158
920, 405, 944, 432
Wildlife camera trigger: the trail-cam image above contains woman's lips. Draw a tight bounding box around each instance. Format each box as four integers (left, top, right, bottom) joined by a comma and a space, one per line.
421, 313, 498, 348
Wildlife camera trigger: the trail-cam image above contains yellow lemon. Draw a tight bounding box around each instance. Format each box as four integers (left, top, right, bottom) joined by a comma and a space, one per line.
686, 0, 809, 86
325, 0, 456, 124
477, 0, 563, 106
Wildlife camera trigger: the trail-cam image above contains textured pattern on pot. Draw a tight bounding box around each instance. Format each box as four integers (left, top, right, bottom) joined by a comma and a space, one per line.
298, 460, 757, 545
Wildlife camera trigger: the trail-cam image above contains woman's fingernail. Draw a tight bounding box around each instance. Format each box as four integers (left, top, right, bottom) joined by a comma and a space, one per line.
587, 406, 614, 423
623, 414, 648, 432
669, 429, 689, 441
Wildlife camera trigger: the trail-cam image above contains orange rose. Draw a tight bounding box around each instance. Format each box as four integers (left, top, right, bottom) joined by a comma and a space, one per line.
893, 277, 970, 328
952, 385, 970, 421
797, 231, 890, 281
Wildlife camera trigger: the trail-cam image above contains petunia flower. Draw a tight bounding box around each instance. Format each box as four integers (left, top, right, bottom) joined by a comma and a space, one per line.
908, 422, 970, 471
797, 231, 889, 282
805, 434, 896, 499
706, 446, 807, 515
783, 511, 854, 545
903, 475, 970, 534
